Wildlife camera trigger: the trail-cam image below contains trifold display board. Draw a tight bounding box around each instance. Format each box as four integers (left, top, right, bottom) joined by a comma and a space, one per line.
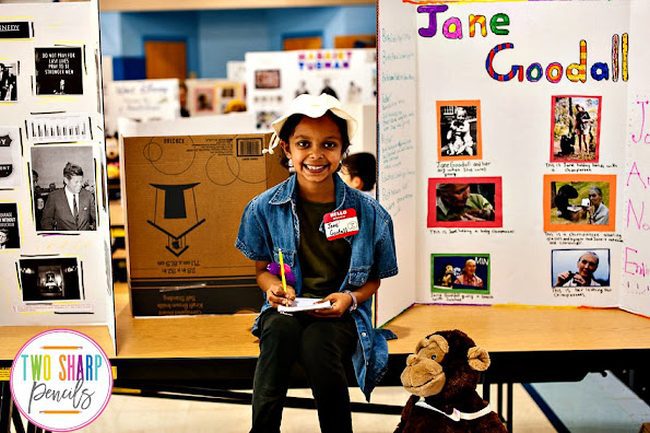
185, 79, 245, 117
377, 0, 650, 325
0, 1, 115, 348
245, 48, 377, 131
104, 79, 180, 138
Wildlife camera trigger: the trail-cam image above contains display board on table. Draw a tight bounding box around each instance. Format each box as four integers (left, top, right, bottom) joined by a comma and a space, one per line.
245, 48, 376, 130
245, 48, 378, 156
377, 0, 650, 324
104, 78, 180, 138
185, 78, 245, 117
119, 117, 288, 316
0, 0, 115, 346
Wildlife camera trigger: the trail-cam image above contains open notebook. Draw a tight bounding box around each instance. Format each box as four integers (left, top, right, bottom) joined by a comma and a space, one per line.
278, 298, 333, 313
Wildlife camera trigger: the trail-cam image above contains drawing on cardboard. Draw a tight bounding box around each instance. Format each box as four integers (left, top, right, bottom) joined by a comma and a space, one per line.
147, 183, 206, 257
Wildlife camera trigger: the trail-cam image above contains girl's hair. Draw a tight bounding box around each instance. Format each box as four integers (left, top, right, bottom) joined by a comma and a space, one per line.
342, 152, 376, 192
278, 111, 351, 170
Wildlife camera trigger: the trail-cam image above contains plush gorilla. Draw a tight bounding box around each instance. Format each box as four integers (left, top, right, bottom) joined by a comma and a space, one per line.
394, 329, 507, 433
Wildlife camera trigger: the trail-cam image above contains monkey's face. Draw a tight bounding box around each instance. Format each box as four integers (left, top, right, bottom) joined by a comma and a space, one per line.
400, 330, 492, 399
400, 334, 449, 397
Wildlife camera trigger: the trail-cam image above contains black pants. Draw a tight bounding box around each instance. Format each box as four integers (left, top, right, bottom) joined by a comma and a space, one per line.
250, 310, 358, 433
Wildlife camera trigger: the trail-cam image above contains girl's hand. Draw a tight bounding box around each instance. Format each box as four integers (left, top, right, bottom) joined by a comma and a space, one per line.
266, 284, 296, 308
310, 292, 353, 318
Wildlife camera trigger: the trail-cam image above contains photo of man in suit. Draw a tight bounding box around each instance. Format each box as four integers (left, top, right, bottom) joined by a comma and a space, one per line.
40, 162, 96, 231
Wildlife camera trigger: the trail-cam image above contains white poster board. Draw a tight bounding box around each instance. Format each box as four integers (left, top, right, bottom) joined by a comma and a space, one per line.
376, 0, 418, 325
105, 78, 180, 137
0, 0, 115, 346
378, 0, 650, 319
245, 48, 376, 131
185, 78, 245, 117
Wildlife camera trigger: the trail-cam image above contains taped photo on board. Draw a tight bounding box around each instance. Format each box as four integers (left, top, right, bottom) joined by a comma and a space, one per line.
431, 253, 490, 295
194, 87, 216, 114
551, 248, 610, 288
0, 62, 18, 102
34, 47, 83, 95
18, 257, 82, 302
0, 203, 20, 249
254, 69, 281, 89
26, 113, 92, 144
551, 95, 601, 163
256, 110, 282, 130
543, 174, 616, 232
31, 145, 97, 232
0, 126, 22, 188
437, 100, 482, 161
427, 177, 503, 228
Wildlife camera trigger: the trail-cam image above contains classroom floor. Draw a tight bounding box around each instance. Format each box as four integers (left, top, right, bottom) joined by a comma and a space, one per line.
37, 372, 647, 432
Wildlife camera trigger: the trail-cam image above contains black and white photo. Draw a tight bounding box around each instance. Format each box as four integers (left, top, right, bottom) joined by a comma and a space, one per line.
0, 203, 20, 249
19, 257, 82, 302
437, 100, 482, 160
31, 145, 97, 232
0, 62, 18, 102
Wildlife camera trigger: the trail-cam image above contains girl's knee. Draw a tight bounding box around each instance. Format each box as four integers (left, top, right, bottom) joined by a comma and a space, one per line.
260, 313, 301, 341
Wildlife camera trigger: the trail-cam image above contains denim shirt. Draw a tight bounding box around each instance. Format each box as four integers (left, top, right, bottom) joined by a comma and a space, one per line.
235, 174, 398, 400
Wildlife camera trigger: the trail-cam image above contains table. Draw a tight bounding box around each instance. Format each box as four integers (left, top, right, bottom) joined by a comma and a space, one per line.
2, 283, 650, 432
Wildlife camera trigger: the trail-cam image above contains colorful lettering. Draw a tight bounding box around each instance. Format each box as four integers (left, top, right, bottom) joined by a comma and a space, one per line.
626, 161, 648, 188
485, 43, 521, 81
417, 5, 448, 38
416, 7, 509, 39
443, 17, 463, 39
469, 14, 487, 38
526, 63, 543, 82
566, 40, 587, 83
612, 34, 619, 82
631, 100, 650, 144
622, 33, 629, 81
627, 200, 649, 230
485, 35, 628, 84
490, 13, 510, 35
590, 63, 610, 81
545, 63, 563, 83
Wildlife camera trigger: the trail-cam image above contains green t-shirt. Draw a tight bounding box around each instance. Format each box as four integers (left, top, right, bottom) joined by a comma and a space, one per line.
297, 199, 351, 298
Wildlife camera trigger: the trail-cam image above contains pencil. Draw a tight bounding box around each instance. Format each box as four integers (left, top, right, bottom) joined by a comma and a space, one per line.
278, 248, 287, 294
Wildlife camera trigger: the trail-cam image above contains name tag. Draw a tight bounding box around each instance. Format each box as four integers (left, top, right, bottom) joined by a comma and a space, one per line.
323, 208, 359, 241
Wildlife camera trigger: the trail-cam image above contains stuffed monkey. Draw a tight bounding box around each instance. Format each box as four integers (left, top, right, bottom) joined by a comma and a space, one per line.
395, 329, 507, 433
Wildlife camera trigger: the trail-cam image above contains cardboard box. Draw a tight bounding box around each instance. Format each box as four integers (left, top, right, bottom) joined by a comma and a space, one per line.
122, 133, 287, 316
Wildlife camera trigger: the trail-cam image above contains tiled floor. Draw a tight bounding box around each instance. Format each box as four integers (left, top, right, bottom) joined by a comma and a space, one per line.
72, 384, 555, 432
11, 373, 650, 432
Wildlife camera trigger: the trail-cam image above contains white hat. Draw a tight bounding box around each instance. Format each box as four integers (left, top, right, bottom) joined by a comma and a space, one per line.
264, 93, 357, 154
